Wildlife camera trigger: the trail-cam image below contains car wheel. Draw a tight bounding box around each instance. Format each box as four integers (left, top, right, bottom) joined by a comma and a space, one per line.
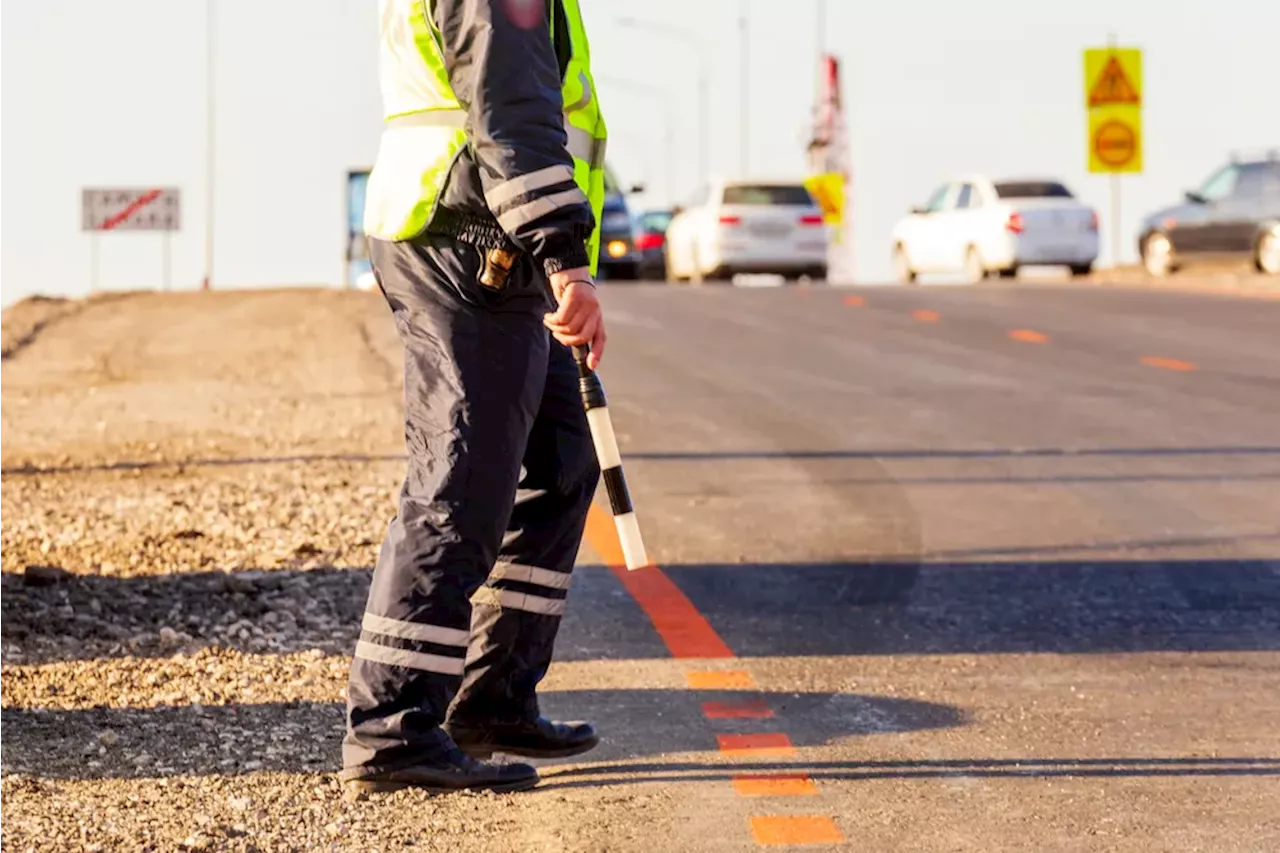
1069, 263, 1093, 277
1255, 227, 1280, 275
996, 266, 1019, 279
892, 244, 916, 284
1142, 232, 1176, 277
962, 246, 986, 284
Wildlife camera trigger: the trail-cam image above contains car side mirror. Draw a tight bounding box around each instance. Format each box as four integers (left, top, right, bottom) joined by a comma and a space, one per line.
1184, 190, 1208, 205
628, 183, 646, 195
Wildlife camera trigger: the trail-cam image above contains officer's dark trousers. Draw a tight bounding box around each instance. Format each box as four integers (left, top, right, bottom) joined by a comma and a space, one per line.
343, 234, 599, 776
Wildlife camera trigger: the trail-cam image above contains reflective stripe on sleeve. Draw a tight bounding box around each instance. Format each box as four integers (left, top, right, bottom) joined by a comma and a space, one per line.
354, 640, 466, 675
485, 164, 577, 212
496, 187, 589, 233
360, 613, 470, 647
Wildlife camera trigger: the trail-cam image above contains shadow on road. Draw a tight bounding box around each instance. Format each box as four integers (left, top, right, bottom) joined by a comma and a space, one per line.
0, 688, 963, 780
5, 550, 1279, 664
667, 557, 1280, 657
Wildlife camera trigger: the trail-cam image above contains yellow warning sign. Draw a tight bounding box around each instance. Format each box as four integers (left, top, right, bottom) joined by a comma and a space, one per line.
1084, 47, 1143, 174
1084, 48, 1142, 108
1088, 108, 1142, 173
803, 173, 844, 227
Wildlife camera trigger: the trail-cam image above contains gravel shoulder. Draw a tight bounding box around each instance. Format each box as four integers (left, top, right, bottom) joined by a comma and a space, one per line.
1, 290, 680, 852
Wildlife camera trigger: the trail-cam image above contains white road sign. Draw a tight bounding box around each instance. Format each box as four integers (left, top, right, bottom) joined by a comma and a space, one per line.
82, 187, 181, 231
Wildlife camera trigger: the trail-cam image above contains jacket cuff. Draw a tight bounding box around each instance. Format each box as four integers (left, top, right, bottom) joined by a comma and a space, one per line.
541, 245, 592, 278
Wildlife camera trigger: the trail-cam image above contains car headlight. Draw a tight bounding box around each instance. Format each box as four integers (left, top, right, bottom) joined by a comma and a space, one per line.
606, 240, 628, 258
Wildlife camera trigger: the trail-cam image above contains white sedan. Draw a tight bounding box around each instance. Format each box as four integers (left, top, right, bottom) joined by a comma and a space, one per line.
891, 175, 1099, 283
663, 179, 830, 282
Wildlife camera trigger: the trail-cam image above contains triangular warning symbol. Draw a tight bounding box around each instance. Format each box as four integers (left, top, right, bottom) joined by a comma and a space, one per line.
1089, 56, 1139, 107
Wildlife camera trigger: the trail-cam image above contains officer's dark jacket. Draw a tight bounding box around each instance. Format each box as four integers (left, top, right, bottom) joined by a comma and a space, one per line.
429, 0, 594, 277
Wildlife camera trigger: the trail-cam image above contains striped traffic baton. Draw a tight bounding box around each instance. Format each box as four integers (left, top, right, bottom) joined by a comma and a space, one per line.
572, 344, 650, 570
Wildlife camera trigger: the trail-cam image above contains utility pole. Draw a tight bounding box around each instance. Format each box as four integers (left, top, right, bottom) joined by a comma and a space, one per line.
203, 0, 217, 290
740, 1, 750, 175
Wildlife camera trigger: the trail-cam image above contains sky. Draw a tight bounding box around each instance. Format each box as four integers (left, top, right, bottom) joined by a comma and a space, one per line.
2, 0, 1278, 305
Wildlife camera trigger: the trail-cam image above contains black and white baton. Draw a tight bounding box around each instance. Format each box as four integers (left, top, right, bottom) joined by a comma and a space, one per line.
573, 344, 650, 570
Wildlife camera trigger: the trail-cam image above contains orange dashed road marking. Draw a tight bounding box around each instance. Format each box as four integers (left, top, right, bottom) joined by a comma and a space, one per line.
912, 309, 941, 322
584, 505, 733, 659
686, 670, 756, 689
842, 295, 865, 307
702, 699, 775, 719
584, 506, 842, 843
732, 774, 818, 796
750, 816, 844, 846
1008, 328, 1049, 343
1140, 356, 1197, 372
717, 733, 797, 757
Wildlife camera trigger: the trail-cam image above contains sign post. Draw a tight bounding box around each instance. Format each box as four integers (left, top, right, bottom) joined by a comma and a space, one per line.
806, 54, 854, 284
81, 187, 182, 291
1084, 37, 1143, 268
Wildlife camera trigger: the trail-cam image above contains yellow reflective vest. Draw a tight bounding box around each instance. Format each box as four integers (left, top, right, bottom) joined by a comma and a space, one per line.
364, 0, 608, 274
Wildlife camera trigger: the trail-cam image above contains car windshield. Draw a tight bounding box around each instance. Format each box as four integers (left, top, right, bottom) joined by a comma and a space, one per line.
721, 184, 815, 206
638, 211, 673, 233
993, 181, 1074, 199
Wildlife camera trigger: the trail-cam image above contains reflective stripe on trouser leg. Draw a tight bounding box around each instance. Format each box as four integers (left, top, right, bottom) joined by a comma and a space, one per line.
343, 234, 549, 776
449, 341, 599, 725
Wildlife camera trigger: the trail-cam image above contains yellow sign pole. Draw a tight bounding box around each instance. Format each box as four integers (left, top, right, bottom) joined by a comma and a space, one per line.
1085, 34, 1143, 268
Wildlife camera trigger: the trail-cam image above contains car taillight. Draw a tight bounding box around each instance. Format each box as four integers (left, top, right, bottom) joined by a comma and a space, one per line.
1005, 211, 1025, 234
1088, 210, 1100, 231
634, 233, 664, 250
719, 215, 742, 226
799, 214, 825, 226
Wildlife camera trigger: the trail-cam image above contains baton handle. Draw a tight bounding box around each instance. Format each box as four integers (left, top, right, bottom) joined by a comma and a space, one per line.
570, 343, 649, 570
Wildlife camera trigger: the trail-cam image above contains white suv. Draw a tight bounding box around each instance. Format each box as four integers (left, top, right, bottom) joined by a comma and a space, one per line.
891, 175, 1100, 283
663, 178, 829, 282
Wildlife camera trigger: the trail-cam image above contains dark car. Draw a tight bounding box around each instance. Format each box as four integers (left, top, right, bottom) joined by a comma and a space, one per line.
633, 209, 675, 280
596, 165, 645, 281
1138, 151, 1280, 277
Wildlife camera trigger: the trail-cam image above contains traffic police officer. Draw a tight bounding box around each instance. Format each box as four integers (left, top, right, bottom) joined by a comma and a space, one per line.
342, 0, 610, 794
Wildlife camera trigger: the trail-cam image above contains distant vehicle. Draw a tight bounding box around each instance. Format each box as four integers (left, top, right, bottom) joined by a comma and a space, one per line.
597, 166, 645, 281
663, 179, 829, 282
633, 209, 675, 280
891, 175, 1099, 283
1138, 152, 1280, 277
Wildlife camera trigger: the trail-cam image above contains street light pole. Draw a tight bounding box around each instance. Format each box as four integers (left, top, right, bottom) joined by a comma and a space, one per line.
740, 1, 750, 175
617, 17, 710, 185
203, 0, 216, 291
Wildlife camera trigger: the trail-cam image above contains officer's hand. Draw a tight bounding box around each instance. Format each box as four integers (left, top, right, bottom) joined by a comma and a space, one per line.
545, 268, 606, 370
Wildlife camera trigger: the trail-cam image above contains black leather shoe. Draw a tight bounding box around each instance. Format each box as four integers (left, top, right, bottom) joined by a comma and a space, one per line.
446, 717, 600, 759
343, 749, 539, 795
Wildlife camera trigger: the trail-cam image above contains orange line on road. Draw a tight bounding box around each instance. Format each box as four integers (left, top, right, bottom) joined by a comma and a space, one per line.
750, 816, 844, 846
842, 295, 865, 307
912, 309, 941, 322
732, 774, 818, 796
687, 670, 756, 689
702, 699, 775, 719
717, 733, 797, 757
585, 504, 734, 659
1140, 356, 1197, 372
1008, 329, 1049, 343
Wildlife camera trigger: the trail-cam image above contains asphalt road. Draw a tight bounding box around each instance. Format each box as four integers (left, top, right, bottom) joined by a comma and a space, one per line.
3, 280, 1278, 851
